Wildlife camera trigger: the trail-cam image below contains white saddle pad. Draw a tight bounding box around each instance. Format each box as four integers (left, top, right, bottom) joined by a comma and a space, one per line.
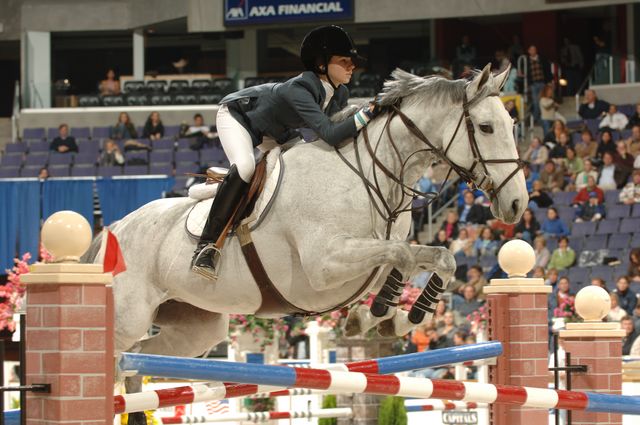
185, 148, 283, 239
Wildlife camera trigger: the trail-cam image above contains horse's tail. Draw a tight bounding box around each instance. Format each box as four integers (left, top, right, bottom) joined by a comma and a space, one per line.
81, 229, 106, 264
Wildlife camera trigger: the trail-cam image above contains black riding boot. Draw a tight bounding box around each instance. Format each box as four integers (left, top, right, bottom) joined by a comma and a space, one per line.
191, 164, 249, 280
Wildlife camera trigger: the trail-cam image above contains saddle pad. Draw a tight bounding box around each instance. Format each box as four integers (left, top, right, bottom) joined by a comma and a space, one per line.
185, 149, 283, 239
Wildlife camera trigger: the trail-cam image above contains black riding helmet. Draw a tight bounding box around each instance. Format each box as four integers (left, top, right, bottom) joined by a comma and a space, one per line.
300, 25, 365, 87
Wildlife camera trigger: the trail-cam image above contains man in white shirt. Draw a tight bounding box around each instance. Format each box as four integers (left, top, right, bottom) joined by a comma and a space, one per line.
599, 104, 629, 131
598, 151, 618, 190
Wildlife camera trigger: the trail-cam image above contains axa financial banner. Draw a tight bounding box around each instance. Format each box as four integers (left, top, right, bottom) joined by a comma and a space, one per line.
224, 0, 353, 26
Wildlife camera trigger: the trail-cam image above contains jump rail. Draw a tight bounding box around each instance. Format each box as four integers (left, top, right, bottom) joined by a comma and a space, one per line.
119, 352, 640, 416
159, 408, 353, 424
115, 341, 502, 414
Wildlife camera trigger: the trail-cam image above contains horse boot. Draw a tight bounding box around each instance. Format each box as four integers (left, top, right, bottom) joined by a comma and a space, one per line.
191, 164, 249, 280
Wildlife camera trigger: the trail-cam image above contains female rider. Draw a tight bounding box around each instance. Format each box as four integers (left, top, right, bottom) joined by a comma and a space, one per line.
192, 25, 382, 280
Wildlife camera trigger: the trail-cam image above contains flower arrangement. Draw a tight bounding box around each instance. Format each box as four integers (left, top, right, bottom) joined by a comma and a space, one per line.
0, 247, 51, 332
553, 295, 578, 322
227, 314, 289, 351
467, 304, 489, 336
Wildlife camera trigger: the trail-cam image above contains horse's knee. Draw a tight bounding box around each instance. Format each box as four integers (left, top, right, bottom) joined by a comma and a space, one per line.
393, 242, 416, 274
436, 247, 456, 278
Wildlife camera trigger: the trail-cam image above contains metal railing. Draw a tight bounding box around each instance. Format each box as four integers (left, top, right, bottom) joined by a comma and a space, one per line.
425, 177, 461, 242
11, 81, 20, 143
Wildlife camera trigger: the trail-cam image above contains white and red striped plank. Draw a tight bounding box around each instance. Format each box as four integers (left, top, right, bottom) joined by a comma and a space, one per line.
120, 352, 640, 415
159, 408, 353, 424
404, 401, 484, 412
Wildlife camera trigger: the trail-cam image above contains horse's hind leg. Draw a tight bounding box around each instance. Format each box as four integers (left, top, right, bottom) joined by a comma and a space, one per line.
377, 245, 456, 337
139, 301, 229, 357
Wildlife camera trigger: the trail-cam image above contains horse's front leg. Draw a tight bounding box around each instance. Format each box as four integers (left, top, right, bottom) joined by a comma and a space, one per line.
310, 237, 416, 337
377, 245, 456, 337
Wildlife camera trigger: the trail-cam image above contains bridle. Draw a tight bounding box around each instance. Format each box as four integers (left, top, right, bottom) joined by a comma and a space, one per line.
336, 89, 526, 239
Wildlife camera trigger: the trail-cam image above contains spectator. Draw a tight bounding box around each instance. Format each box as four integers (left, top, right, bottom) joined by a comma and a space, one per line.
488, 217, 515, 242
574, 129, 598, 160
628, 248, 640, 282
549, 131, 572, 162
457, 190, 486, 225
449, 228, 473, 258
591, 277, 608, 291
544, 120, 568, 149
99, 139, 124, 167
110, 112, 138, 141
548, 236, 576, 270
615, 276, 638, 316
38, 167, 49, 180
429, 229, 450, 248
467, 265, 489, 301
440, 211, 460, 240
599, 104, 629, 132
634, 303, 640, 330
625, 125, 640, 157
549, 276, 574, 320
143, 111, 165, 140
522, 162, 539, 192
621, 317, 638, 355
181, 113, 218, 150
539, 84, 557, 135
541, 207, 570, 238
523, 45, 552, 123
574, 191, 606, 222
573, 175, 604, 205
607, 293, 628, 322
435, 311, 459, 348
99, 68, 121, 96
539, 160, 565, 192
545, 268, 560, 289
614, 141, 634, 181
504, 99, 519, 122
626, 103, 640, 129
522, 137, 548, 171
559, 38, 584, 95
596, 130, 616, 160
454, 35, 477, 76
533, 236, 551, 269
507, 35, 524, 65
528, 179, 554, 210
562, 147, 583, 190
514, 208, 540, 243
493, 49, 511, 73
578, 89, 609, 120
532, 266, 546, 279
597, 152, 619, 191
473, 226, 499, 258
574, 159, 599, 191
619, 169, 640, 205
453, 284, 483, 317
410, 323, 432, 352
49, 124, 78, 153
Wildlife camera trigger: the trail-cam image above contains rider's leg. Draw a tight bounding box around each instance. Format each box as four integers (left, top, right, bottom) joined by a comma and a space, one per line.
191, 104, 255, 280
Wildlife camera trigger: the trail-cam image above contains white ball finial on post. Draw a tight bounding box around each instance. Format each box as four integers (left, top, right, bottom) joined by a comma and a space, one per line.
41, 210, 92, 263
574, 286, 611, 322
497, 239, 536, 278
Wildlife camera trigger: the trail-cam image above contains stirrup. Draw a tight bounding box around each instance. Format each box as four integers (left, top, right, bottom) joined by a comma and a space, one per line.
191, 243, 222, 281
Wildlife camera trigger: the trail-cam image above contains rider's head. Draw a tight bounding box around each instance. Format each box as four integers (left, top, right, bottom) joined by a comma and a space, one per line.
300, 25, 363, 88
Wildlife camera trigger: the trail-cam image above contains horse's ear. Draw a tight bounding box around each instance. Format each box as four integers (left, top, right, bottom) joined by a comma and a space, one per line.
467, 63, 492, 97
494, 64, 511, 91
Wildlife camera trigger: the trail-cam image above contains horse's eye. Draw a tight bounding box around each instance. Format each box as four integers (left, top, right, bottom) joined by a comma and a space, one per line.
479, 124, 493, 134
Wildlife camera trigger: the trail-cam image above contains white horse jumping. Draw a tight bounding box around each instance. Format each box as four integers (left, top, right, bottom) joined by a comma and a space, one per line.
86, 64, 526, 362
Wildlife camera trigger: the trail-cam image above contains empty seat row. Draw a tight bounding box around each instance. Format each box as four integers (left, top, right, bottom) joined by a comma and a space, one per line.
79, 93, 223, 107
122, 78, 235, 95
22, 125, 182, 141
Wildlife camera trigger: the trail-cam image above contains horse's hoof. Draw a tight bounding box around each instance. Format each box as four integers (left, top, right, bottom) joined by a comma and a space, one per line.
376, 319, 396, 337
343, 312, 362, 337
127, 412, 147, 425
378, 310, 416, 337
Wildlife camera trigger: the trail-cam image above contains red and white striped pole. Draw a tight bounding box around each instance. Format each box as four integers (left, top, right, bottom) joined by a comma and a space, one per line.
159, 408, 353, 424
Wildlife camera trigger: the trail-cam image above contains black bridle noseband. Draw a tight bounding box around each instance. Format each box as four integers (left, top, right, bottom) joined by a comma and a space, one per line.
336, 90, 525, 239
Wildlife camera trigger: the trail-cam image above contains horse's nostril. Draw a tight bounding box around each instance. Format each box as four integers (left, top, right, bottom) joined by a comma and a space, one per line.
511, 199, 520, 216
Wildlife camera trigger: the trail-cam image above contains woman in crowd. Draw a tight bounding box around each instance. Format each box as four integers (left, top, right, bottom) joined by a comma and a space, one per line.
628, 248, 640, 283
596, 129, 616, 160
607, 293, 628, 322
541, 207, 570, 238
99, 139, 124, 166
547, 236, 576, 270
449, 227, 473, 258
472, 226, 499, 257
574, 159, 599, 191
143, 111, 165, 140
514, 207, 540, 243
522, 136, 548, 171
543, 119, 567, 149
528, 179, 554, 210
110, 112, 138, 141
99, 69, 121, 96
429, 229, 450, 248
539, 84, 557, 136
533, 236, 551, 269
440, 210, 460, 240
562, 146, 584, 191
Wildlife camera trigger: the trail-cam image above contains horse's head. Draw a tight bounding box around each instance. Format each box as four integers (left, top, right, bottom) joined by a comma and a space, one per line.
439, 64, 527, 224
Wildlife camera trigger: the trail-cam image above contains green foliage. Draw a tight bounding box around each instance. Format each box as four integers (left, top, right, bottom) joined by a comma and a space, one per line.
378, 396, 408, 425
319, 394, 338, 425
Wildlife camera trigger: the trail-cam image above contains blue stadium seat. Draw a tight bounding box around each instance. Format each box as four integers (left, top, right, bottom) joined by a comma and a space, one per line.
620, 218, 640, 233
175, 150, 199, 163
608, 204, 631, 219
149, 163, 174, 175
605, 190, 621, 205
0, 154, 23, 167
23, 128, 45, 140
0, 167, 20, 178
175, 163, 200, 175
164, 126, 180, 138
74, 152, 98, 165
71, 165, 97, 177
49, 153, 74, 165
5, 143, 27, 154
48, 165, 70, 177
608, 233, 630, 249
552, 191, 576, 206
70, 127, 91, 139
124, 165, 149, 175
28, 140, 49, 152
92, 127, 111, 140
571, 221, 596, 237
24, 153, 49, 167
21, 166, 43, 177
152, 139, 175, 150
97, 166, 123, 177
583, 234, 607, 250
150, 150, 173, 163
596, 219, 619, 234
632, 204, 640, 217
568, 267, 589, 285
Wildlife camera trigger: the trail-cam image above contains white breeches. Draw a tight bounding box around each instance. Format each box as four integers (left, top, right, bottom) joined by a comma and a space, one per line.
217, 104, 256, 183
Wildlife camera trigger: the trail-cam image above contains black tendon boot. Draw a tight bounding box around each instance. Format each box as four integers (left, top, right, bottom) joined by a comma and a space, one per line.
191, 164, 249, 280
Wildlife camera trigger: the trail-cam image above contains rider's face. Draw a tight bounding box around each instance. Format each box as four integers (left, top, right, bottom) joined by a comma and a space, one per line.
327, 56, 355, 85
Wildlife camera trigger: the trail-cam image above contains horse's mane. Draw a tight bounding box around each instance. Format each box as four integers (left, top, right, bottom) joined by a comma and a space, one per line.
376, 68, 496, 107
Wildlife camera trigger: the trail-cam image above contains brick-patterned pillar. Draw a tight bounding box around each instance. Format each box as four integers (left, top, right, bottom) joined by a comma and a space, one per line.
21, 211, 114, 425
559, 286, 625, 425
484, 240, 552, 425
